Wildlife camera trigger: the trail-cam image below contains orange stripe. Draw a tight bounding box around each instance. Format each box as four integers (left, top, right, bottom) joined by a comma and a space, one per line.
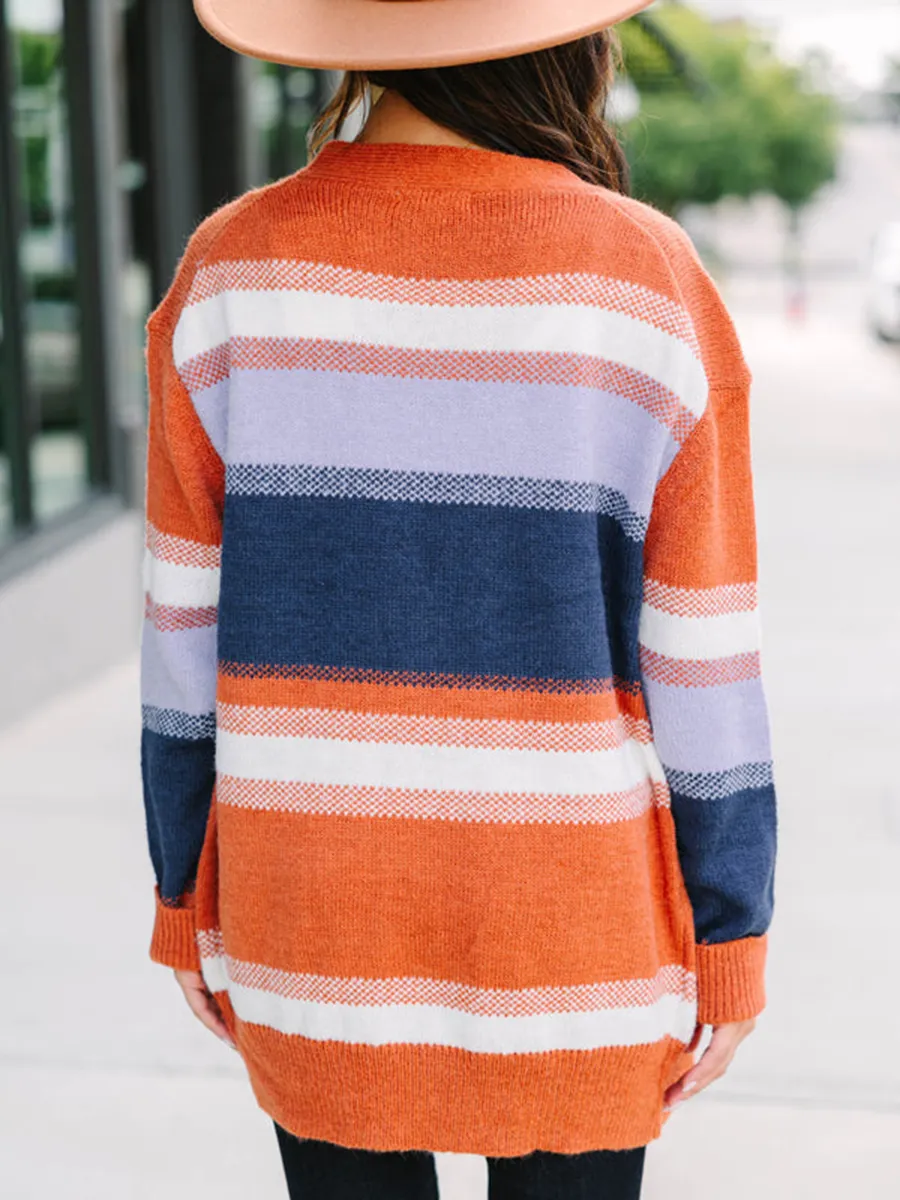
145, 522, 221, 569
640, 649, 761, 688
644, 387, 756, 587
200, 942, 694, 1016
216, 672, 650, 724
195, 186, 689, 308
209, 804, 693, 987
145, 334, 223, 542
215, 775, 664, 827
216, 702, 650, 752
144, 599, 217, 633
643, 578, 758, 618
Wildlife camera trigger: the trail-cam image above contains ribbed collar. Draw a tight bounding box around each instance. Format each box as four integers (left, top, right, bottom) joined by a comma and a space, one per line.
303, 138, 587, 193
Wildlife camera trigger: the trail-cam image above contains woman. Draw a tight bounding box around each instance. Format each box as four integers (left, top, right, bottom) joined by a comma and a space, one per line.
140, 0, 777, 1196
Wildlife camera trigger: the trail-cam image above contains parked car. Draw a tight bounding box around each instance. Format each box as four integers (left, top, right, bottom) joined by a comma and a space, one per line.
868, 221, 900, 342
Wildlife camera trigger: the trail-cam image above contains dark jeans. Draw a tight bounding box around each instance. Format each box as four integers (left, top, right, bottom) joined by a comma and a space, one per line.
274, 1122, 646, 1200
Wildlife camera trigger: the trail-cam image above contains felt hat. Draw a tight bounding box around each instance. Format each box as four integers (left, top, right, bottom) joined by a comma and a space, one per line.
193, 0, 655, 71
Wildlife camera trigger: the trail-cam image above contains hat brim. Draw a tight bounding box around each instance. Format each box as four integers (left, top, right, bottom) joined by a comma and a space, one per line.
194, 0, 655, 71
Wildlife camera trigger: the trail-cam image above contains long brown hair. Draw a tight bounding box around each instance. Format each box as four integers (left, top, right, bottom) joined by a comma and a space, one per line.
309, 33, 630, 193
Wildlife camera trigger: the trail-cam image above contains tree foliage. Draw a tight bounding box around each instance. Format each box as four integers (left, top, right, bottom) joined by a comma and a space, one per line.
617, 5, 840, 215
16, 30, 60, 88
13, 32, 63, 226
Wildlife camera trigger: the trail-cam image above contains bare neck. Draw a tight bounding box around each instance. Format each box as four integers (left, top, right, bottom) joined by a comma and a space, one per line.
357, 88, 478, 149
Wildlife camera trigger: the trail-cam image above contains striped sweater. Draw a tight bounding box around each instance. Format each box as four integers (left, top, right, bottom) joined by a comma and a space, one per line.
141, 139, 777, 1156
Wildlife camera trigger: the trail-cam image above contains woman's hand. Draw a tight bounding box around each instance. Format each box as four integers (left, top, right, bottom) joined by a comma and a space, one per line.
664, 1019, 756, 1111
174, 968, 237, 1049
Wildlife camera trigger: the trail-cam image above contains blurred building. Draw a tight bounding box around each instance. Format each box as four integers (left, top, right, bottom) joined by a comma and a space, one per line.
0, 0, 332, 568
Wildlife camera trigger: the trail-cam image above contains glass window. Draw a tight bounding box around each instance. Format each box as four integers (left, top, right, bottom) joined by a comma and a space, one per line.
251, 63, 323, 181
0, 345, 12, 545
8, 0, 90, 528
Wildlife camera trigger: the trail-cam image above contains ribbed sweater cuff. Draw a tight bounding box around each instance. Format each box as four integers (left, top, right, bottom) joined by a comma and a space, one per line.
695, 934, 768, 1025
149, 888, 200, 971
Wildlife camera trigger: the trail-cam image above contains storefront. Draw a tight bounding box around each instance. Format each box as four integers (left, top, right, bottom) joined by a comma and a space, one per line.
0, 0, 331, 564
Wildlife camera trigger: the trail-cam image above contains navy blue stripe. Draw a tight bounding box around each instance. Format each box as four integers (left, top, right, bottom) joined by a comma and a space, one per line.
666, 762, 774, 802
219, 495, 643, 683
141, 729, 215, 903
670, 785, 777, 943
225, 463, 649, 541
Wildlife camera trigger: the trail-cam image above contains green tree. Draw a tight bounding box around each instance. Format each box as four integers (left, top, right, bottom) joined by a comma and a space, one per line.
14, 31, 63, 226
754, 57, 839, 215
17, 30, 59, 87
617, 5, 839, 217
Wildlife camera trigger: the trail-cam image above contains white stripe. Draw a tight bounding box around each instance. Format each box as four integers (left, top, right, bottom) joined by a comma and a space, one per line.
172, 290, 709, 418
199, 956, 697, 1052
215, 729, 666, 797
186, 261, 703, 358
638, 605, 762, 660
143, 548, 220, 608
201, 954, 230, 994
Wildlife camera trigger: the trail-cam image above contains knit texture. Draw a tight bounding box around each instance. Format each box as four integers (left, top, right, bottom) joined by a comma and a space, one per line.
141, 140, 777, 1155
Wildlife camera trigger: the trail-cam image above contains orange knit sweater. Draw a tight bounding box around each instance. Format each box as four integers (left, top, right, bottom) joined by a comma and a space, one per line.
141, 140, 776, 1155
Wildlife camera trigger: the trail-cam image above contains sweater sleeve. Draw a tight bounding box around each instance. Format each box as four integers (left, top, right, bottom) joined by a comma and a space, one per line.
140, 261, 225, 972
640, 376, 777, 1025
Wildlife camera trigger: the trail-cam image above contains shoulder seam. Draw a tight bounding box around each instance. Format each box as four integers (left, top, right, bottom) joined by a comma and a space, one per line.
654, 377, 750, 494
145, 177, 310, 474
599, 195, 701, 331
147, 172, 306, 336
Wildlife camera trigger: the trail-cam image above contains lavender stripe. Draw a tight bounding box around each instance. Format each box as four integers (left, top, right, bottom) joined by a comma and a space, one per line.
224, 370, 673, 518
191, 377, 230, 460
657, 437, 679, 481
140, 621, 218, 715
643, 676, 773, 773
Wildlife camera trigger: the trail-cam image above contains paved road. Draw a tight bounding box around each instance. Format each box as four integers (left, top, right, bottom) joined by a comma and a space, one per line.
687, 122, 900, 276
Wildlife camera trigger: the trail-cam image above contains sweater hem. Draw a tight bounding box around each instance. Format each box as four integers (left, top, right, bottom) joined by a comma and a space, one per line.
217, 995, 694, 1156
